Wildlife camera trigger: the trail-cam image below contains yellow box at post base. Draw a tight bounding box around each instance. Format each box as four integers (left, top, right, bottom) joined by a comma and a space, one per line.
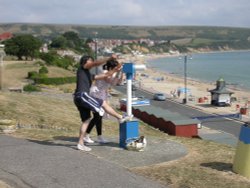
233, 124, 250, 178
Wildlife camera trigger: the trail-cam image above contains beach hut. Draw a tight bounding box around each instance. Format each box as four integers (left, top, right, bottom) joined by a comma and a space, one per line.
209, 78, 234, 106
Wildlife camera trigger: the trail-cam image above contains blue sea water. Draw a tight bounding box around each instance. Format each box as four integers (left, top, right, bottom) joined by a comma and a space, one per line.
147, 51, 250, 91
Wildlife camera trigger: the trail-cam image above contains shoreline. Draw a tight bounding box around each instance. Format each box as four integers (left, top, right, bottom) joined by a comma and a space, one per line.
144, 51, 250, 92
122, 52, 250, 115
147, 62, 250, 93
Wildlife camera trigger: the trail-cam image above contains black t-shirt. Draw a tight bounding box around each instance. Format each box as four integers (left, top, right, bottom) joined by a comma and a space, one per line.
75, 67, 94, 94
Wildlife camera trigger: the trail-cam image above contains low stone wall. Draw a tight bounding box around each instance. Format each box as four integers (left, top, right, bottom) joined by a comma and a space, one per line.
0, 119, 16, 133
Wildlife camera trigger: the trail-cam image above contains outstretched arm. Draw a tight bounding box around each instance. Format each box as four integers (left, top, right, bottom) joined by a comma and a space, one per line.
84, 54, 118, 69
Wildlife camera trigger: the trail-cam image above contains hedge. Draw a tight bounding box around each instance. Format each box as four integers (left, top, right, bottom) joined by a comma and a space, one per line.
23, 84, 41, 92
34, 76, 76, 85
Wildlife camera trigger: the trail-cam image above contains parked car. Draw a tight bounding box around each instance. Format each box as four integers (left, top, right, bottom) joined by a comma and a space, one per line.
119, 96, 150, 107
153, 93, 166, 101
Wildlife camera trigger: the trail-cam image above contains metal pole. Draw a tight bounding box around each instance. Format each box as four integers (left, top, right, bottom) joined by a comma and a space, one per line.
0, 46, 6, 91
0, 56, 3, 91
127, 77, 132, 116
93, 32, 98, 75
95, 39, 97, 60
184, 55, 187, 104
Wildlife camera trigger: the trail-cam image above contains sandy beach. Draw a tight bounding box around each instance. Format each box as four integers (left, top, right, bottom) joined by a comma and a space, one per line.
122, 53, 250, 117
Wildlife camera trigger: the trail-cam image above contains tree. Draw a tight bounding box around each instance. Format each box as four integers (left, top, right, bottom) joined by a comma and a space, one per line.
49, 31, 93, 55
63, 31, 80, 42
5, 34, 42, 60
85, 38, 94, 44
50, 36, 67, 48
39, 51, 56, 65
62, 31, 81, 48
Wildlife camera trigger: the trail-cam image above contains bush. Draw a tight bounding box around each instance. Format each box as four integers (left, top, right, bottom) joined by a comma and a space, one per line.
27, 71, 39, 79
39, 66, 49, 74
39, 52, 75, 69
23, 84, 41, 92
27, 67, 48, 80
53, 56, 74, 70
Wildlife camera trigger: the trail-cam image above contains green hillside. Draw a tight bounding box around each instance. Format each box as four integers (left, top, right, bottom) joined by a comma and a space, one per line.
1, 23, 250, 51
0, 23, 249, 40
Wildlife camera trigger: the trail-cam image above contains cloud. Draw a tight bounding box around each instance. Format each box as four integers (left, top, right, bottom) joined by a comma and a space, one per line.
0, 0, 250, 27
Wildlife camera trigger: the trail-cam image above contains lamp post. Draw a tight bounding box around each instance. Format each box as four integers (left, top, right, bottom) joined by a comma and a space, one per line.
183, 55, 187, 104
0, 44, 6, 91
180, 54, 192, 104
93, 32, 98, 74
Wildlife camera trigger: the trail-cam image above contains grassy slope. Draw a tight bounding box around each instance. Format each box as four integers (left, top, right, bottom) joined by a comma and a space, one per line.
3, 61, 75, 88
1, 61, 250, 187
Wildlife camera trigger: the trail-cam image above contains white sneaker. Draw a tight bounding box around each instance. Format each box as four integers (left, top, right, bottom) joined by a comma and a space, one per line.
77, 144, 92, 151
97, 136, 109, 144
83, 135, 95, 143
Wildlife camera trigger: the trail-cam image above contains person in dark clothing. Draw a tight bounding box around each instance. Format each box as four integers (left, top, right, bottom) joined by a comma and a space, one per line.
84, 59, 123, 143
74, 55, 130, 151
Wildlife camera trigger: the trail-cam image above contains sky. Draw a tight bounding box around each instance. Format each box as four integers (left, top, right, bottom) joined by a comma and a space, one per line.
0, 0, 250, 28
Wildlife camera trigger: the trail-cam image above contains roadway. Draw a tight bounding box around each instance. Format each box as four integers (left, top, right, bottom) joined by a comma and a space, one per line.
115, 85, 243, 138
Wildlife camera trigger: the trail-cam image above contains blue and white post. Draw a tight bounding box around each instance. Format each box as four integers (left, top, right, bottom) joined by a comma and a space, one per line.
119, 63, 146, 148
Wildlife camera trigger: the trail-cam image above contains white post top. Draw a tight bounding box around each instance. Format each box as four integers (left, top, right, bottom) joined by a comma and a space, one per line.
134, 64, 146, 71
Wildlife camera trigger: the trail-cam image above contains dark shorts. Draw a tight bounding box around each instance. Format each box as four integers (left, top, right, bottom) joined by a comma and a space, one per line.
75, 105, 91, 122
74, 92, 104, 122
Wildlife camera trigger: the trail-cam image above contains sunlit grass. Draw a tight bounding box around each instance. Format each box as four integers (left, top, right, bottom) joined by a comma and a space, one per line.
1, 60, 250, 187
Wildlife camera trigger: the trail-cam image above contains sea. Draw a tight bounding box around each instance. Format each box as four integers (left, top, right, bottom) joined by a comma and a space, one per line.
147, 51, 250, 91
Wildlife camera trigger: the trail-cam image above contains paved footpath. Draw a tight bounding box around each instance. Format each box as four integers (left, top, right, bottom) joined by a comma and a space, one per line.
0, 135, 187, 188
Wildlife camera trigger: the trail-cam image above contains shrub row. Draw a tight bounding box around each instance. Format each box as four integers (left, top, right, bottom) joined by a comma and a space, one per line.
23, 84, 41, 92
34, 76, 76, 85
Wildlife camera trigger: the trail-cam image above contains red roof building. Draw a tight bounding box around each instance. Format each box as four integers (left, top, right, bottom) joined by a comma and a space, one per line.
0, 32, 13, 41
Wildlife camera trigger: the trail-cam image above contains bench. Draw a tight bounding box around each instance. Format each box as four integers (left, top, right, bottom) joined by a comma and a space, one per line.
8, 87, 23, 93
